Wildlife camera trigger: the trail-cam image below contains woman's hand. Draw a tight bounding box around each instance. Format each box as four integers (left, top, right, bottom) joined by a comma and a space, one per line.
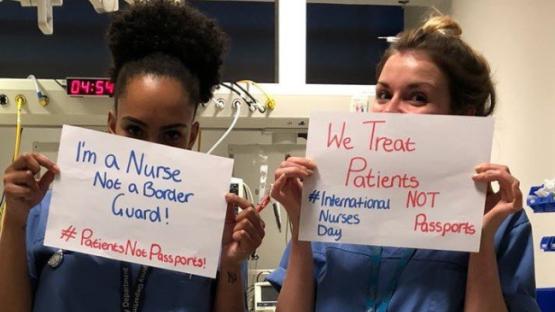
3, 153, 59, 228
271, 157, 316, 229
220, 193, 265, 266
271, 157, 317, 312
472, 163, 522, 235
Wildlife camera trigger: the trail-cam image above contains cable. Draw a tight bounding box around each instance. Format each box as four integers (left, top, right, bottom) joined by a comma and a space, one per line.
231, 82, 257, 104
231, 82, 262, 113
54, 79, 66, 90
13, 96, 25, 162
218, 82, 241, 97
237, 80, 276, 112
255, 270, 272, 283
218, 83, 255, 112
27, 75, 49, 107
242, 184, 249, 201
206, 100, 241, 155
272, 202, 282, 233
1, 97, 25, 229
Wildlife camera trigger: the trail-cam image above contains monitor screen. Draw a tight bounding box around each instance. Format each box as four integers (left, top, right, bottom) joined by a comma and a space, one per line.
261, 285, 278, 302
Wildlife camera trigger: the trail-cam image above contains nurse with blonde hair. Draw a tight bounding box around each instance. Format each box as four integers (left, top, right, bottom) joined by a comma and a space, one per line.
268, 15, 539, 312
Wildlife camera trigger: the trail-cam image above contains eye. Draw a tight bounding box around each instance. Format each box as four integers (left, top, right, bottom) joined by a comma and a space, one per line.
125, 125, 144, 138
163, 130, 183, 144
408, 92, 428, 106
375, 89, 392, 104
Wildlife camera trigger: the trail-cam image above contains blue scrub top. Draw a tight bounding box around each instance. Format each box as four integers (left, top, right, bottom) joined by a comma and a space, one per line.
267, 210, 540, 312
25, 192, 217, 312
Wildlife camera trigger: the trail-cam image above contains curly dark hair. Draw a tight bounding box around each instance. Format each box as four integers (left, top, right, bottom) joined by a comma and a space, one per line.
108, 0, 227, 106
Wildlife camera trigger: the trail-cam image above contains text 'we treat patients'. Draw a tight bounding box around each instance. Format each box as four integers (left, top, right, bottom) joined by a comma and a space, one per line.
299, 112, 493, 252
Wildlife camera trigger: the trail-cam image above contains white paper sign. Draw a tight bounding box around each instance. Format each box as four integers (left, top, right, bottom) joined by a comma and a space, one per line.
44, 125, 234, 278
299, 112, 494, 252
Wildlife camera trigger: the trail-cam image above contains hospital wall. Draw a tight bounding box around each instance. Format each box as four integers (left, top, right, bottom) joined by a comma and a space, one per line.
451, 0, 555, 288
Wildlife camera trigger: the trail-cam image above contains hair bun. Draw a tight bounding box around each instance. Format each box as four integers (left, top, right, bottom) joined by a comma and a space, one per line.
421, 15, 462, 38
108, 0, 227, 103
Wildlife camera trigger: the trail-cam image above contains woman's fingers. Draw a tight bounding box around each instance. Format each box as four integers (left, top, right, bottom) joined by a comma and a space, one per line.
34, 153, 60, 174
234, 218, 264, 244
271, 174, 288, 197
224, 193, 255, 224
9, 153, 59, 175
4, 183, 34, 199
273, 167, 306, 198
236, 207, 265, 237
276, 158, 316, 178
511, 179, 523, 209
225, 193, 252, 210
232, 229, 260, 252
5, 153, 59, 196
473, 168, 516, 203
38, 170, 57, 193
10, 153, 41, 174
279, 160, 314, 173
272, 158, 315, 199
474, 163, 523, 219
5, 171, 40, 192
275, 166, 312, 180
280, 157, 316, 170
474, 163, 510, 174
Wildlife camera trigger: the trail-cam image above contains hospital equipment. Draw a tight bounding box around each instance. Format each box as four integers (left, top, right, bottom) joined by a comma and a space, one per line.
7, 0, 118, 34
540, 237, 555, 252
254, 281, 278, 312
528, 182, 555, 213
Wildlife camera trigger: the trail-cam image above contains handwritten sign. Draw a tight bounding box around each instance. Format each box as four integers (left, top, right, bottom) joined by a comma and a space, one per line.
44, 125, 233, 278
299, 112, 494, 252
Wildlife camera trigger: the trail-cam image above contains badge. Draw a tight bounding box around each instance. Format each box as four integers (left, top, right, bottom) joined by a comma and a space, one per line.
47, 249, 64, 269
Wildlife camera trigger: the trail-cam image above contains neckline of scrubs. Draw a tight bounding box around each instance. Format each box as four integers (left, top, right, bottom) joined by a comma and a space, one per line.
366, 247, 416, 312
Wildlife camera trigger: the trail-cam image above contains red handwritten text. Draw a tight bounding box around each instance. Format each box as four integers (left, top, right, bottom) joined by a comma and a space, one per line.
413, 213, 476, 236
149, 243, 206, 268
344, 156, 419, 189
326, 121, 353, 150
406, 190, 440, 208
79, 228, 206, 269
363, 120, 416, 152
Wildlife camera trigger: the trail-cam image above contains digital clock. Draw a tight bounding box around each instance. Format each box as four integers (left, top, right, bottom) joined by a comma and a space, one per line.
66, 77, 115, 97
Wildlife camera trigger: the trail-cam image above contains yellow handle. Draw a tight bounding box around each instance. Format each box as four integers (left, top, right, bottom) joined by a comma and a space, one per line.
13, 95, 26, 162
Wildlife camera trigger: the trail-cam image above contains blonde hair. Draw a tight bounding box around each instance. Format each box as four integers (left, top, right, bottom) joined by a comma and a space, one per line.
376, 15, 495, 116
421, 15, 462, 38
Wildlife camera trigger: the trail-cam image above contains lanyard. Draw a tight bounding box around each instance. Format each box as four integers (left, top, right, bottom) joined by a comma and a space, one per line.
120, 262, 152, 312
366, 248, 416, 312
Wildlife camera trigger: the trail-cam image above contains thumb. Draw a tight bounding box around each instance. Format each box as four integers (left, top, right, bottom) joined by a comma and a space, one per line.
38, 170, 56, 194
222, 201, 237, 245
225, 200, 237, 224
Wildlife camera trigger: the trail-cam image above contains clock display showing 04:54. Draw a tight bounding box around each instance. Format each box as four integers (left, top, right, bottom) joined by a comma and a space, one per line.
66, 78, 115, 97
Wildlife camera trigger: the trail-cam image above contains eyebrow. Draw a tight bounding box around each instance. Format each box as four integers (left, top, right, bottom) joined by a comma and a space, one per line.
121, 116, 148, 128
122, 117, 188, 131
160, 124, 188, 131
376, 81, 389, 88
